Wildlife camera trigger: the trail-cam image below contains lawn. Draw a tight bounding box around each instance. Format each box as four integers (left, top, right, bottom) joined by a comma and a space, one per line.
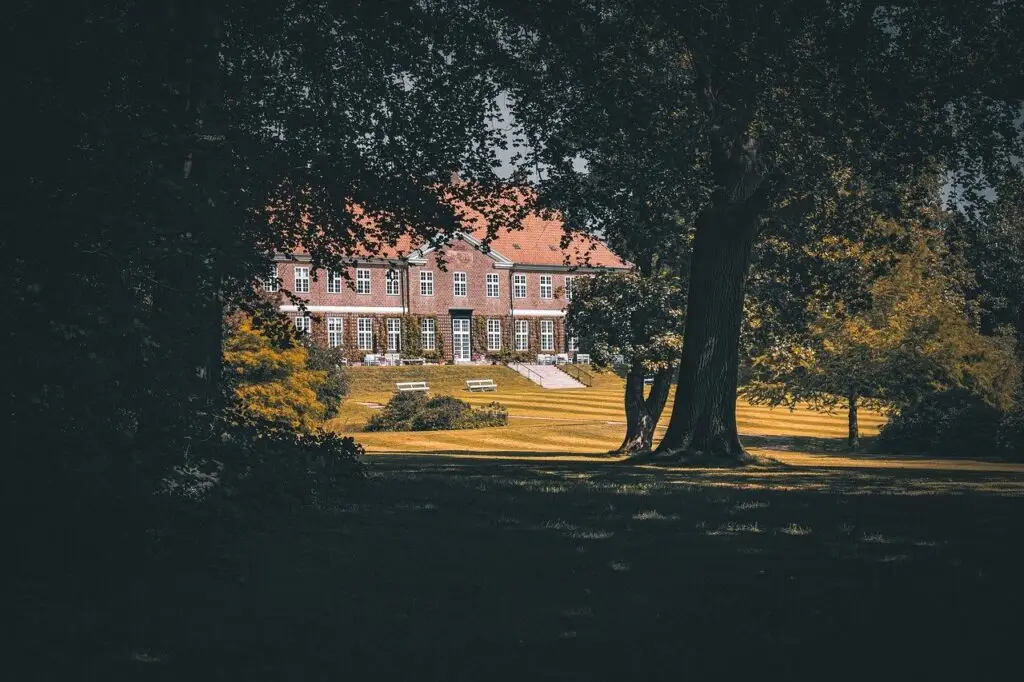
26, 454, 1024, 679
330, 364, 889, 457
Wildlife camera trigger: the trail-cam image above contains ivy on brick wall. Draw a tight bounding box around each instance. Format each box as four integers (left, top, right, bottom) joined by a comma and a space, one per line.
402, 315, 422, 357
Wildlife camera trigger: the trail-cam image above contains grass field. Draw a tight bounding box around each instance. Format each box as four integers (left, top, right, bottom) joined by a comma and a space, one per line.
330, 364, 889, 457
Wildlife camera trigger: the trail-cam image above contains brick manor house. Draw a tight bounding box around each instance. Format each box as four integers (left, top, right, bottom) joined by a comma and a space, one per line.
263, 205, 631, 363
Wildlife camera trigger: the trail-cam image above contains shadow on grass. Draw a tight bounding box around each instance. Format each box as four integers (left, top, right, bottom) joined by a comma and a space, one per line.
13, 455, 1024, 680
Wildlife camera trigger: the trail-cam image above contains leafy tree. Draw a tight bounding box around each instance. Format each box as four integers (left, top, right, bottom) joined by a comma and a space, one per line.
224, 318, 328, 432
302, 343, 350, 419
500, 0, 1024, 463
744, 222, 1020, 448
567, 272, 685, 454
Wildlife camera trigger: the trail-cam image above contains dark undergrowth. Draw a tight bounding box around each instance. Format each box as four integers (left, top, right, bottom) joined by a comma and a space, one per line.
9, 455, 1024, 680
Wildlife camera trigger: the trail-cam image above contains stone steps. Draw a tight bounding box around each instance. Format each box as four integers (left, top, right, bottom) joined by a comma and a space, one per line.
508, 363, 587, 389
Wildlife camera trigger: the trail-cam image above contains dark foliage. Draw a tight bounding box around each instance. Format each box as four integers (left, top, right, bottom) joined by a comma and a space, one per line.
877, 389, 1014, 459
303, 343, 350, 418
366, 393, 508, 432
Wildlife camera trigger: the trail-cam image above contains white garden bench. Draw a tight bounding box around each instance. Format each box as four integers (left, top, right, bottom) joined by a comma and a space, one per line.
536, 353, 555, 365
555, 353, 570, 365
466, 378, 498, 392
395, 381, 429, 393
400, 357, 426, 365
383, 353, 401, 366
363, 354, 379, 366
575, 353, 591, 365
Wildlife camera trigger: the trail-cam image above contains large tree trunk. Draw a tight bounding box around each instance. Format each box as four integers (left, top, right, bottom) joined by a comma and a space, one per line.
848, 390, 860, 450
613, 362, 673, 455
655, 203, 760, 463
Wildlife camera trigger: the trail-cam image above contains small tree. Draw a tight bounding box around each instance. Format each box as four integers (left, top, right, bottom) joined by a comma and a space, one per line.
743, 227, 1020, 449
223, 318, 328, 432
567, 271, 684, 454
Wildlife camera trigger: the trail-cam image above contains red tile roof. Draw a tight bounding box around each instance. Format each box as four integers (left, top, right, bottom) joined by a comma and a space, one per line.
280, 190, 630, 269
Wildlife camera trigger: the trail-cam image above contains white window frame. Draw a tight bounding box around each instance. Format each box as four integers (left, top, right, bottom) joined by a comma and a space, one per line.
453, 271, 468, 297
357, 318, 373, 350
567, 331, 579, 352
420, 271, 434, 296
513, 273, 527, 299
386, 318, 402, 352
421, 317, 436, 351
327, 269, 342, 294
355, 268, 371, 295
540, 319, 555, 351
386, 269, 400, 296
327, 317, 344, 347
262, 265, 279, 292
487, 319, 501, 351
564, 275, 575, 301
295, 315, 311, 334
486, 273, 500, 298
294, 266, 310, 294
539, 274, 553, 299
515, 319, 529, 351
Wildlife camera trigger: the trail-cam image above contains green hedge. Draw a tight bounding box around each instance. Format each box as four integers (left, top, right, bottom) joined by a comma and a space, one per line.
365, 392, 508, 432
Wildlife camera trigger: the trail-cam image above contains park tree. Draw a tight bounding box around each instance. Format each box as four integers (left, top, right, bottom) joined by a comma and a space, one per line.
743, 220, 1020, 448
223, 318, 329, 433
498, 0, 1024, 463
5, 0, 525, 498
567, 272, 685, 454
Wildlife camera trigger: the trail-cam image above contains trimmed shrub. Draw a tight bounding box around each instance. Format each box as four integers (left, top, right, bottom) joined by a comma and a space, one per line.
878, 388, 1003, 457
365, 393, 508, 432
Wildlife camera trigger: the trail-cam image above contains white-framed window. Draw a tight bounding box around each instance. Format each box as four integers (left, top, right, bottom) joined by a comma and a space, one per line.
295, 315, 311, 334
540, 319, 555, 351
386, 269, 400, 296
355, 268, 371, 295
386, 318, 401, 352
294, 266, 310, 293
327, 317, 344, 347
453, 271, 468, 297
327, 269, 343, 294
564, 275, 575, 301
513, 273, 527, 299
515, 319, 529, 351
486, 273, 500, 298
487, 319, 501, 351
421, 317, 436, 351
539, 274, 553, 299
420, 271, 434, 296
567, 331, 579, 352
357, 318, 373, 350
262, 264, 279, 292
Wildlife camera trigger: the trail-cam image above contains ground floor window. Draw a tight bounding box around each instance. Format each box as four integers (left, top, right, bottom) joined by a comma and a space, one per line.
386, 318, 401, 352
487, 319, 501, 351
421, 317, 436, 351
295, 315, 311, 335
515, 319, 529, 351
357, 318, 373, 350
567, 329, 579, 352
540, 319, 554, 351
327, 317, 343, 347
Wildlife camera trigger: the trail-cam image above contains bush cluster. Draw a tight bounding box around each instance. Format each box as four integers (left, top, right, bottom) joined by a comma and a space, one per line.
878, 388, 1024, 459
365, 393, 508, 432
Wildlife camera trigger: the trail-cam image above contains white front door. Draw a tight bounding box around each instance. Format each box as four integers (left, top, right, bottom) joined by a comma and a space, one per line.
452, 318, 471, 362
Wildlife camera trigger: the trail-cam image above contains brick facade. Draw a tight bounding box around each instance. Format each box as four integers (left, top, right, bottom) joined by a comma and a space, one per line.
272, 230, 627, 363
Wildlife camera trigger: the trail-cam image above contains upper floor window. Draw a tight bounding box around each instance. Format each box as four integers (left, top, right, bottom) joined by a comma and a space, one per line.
539, 275, 553, 299
513, 273, 527, 299
564, 275, 575, 301
261, 265, 279, 292
294, 266, 310, 293
420, 271, 434, 296
485, 273, 500, 298
327, 270, 343, 294
355, 268, 371, 295
386, 269, 400, 296
453, 272, 468, 297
